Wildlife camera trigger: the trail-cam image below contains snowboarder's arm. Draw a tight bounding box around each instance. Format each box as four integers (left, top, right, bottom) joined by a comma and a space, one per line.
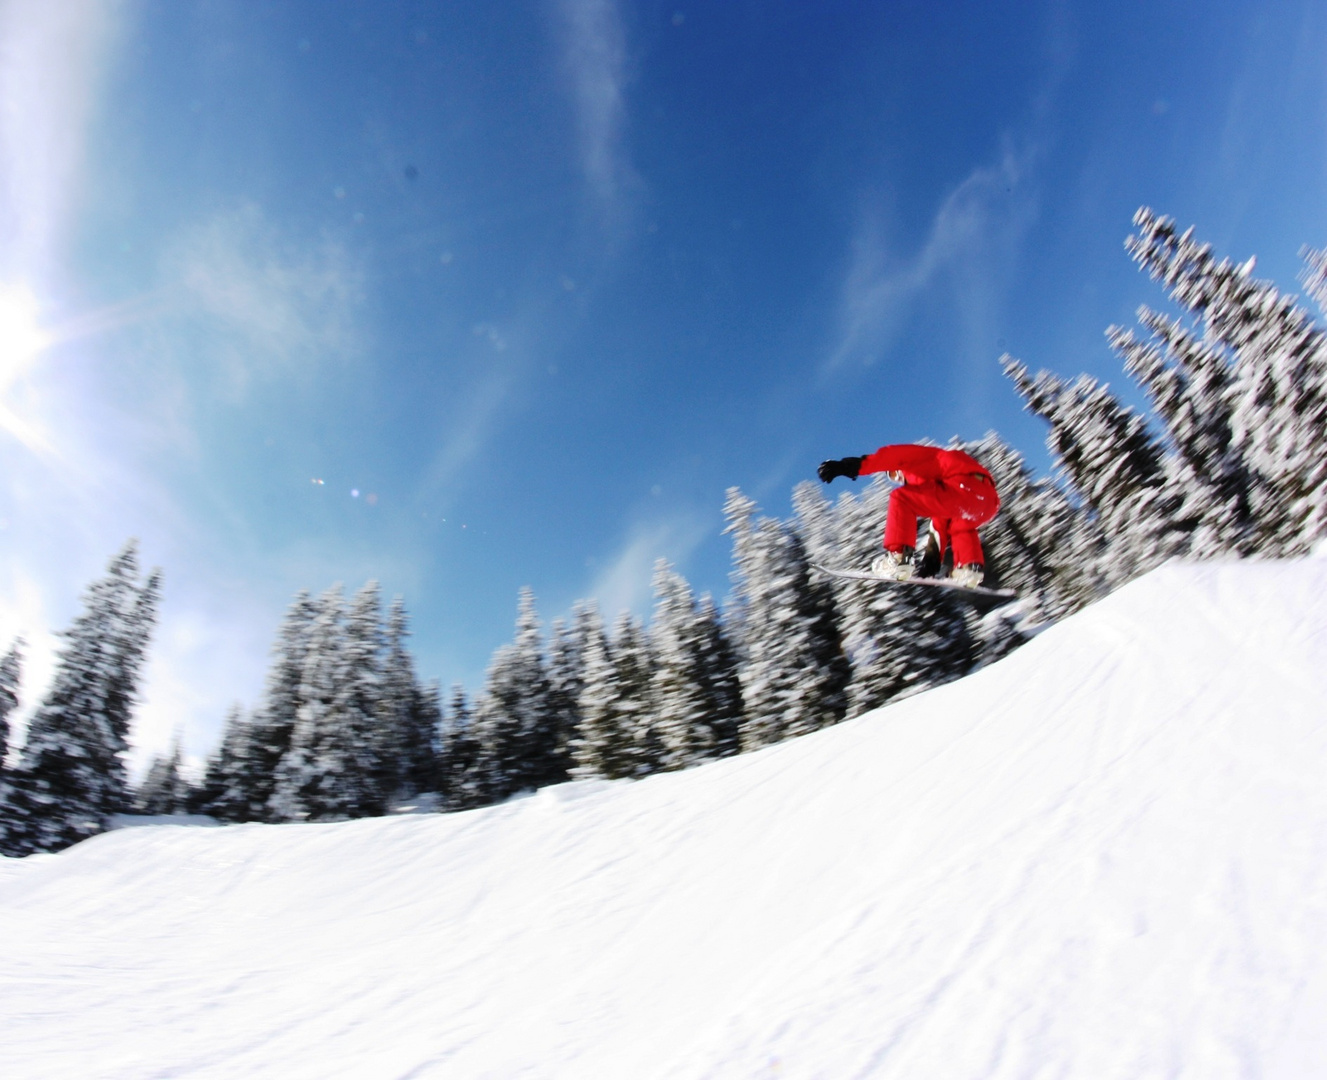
818, 456, 866, 483
858, 444, 944, 481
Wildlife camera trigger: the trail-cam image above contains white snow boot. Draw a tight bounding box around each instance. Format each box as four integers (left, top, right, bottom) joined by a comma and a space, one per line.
870, 548, 915, 581
950, 563, 985, 588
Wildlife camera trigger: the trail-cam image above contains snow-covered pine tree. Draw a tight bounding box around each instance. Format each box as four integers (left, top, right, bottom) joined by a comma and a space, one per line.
693, 595, 743, 759
471, 646, 521, 802
413, 680, 443, 799
378, 597, 436, 802
791, 478, 882, 697
135, 735, 189, 815
725, 489, 850, 750
437, 684, 486, 810
1122, 209, 1327, 552
472, 589, 558, 801
0, 638, 20, 774
1002, 355, 1181, 587
645, 561, 740, 769
572, 608, 662, 780
616, 613, 662, 773
1107, 311, 1254, 557
790, 478, 874, 675
339, 581, 390, 814
0, 542, 161, 855
269, 588, 340, 820
105, 555, 162, 774
515, 590, 564, 792
1300, 244, 1327, 313
248, 591, 318, 820
569, 603, 630, 779
194, 704, 258, 820
547, 604, 597, 781
271, 584, 384, 821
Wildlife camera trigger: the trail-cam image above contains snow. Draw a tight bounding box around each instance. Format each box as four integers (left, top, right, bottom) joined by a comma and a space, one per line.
4, 557, 1327, 1078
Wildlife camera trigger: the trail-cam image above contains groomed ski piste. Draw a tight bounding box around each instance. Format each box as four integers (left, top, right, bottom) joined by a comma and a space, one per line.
4, 557, 1327, 1079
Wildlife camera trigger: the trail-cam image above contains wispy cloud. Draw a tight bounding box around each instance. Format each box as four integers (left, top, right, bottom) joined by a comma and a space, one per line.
588, 512, 711, 619
553, 0, 638, 219
419, 365, 518, 509
413, 0, 639, 516
161, 204, 364, 399
0, 0, 124, 286
826, 140, 1037, 375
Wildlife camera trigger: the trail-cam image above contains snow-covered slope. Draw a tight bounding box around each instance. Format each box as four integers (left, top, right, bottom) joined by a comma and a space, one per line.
4, 559, 1327, 1079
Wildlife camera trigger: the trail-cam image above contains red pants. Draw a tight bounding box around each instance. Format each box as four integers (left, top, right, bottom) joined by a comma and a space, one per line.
884, 476, 1000, 566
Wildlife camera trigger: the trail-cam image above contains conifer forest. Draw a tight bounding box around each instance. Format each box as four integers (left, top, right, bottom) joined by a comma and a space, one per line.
4, 209, 1327, 855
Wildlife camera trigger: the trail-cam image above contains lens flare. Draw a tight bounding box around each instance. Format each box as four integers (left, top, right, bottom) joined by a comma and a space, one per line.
0, 284, 48, 393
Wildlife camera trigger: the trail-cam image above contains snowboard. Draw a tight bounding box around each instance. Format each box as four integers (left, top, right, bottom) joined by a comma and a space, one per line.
812, 564, 1018, 607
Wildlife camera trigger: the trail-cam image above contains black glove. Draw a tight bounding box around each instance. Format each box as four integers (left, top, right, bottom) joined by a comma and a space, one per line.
818, 456, 865, 483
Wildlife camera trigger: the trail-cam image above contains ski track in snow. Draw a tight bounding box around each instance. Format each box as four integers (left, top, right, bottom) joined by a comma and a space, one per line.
3, 558, 1327, 1078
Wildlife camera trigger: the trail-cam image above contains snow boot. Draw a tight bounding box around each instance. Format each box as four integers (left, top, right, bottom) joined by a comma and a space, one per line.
870, 547, 915, 581
950, 563, 985, 588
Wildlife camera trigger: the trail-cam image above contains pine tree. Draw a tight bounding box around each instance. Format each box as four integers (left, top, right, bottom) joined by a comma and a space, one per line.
470, 646, 520, 802
617, 613, 662, 772
1003, 356, 1181, 587
1121, 209, 1327, 552
0, 542, 160, 855
646, 561, 738, 769
569, 604, 635, 779
338, 581, 388, 813
726, 490, 849, 748
646, 562, 708, 770
1300, 243, 1327, 315
411, 680, 443, 799
547, 604, 596, 781
437, 684, 486, 810
693, 595, 743, 759
271, 585, 385, 821
471, 589, 558, 801
248, 591, 318, 820
378, 597, 436, 801
135, 735, 188, 815
0, 639, 21, 774
1002, 210, 1327, 576
1107, 312, 1254, 557
194, 705, 258, 821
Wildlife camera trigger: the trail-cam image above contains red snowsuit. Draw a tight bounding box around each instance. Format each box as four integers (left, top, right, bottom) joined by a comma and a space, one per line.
858, 445, 1000, 567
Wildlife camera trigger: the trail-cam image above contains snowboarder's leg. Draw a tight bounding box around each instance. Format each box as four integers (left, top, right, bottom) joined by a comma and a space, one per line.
950, 520, 984, 566
948, 479, 999, 585
883, 485, 924, 553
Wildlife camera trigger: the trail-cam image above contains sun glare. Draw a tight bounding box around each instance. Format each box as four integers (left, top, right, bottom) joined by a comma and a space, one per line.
0, 284, 49, 393
0, 284, 56, 454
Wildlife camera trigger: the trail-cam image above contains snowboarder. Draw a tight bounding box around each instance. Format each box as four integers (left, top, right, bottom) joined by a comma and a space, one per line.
818, 444, 1001, 587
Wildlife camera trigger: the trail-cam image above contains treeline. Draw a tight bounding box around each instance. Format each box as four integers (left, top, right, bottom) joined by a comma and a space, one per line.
4, 208, 1327, 852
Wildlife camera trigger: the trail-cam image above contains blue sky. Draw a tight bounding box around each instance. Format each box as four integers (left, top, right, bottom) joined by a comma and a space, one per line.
2, 0, 1326, 773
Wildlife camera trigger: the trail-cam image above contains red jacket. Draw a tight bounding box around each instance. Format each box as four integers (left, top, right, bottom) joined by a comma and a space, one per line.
858, 444, 993, 487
